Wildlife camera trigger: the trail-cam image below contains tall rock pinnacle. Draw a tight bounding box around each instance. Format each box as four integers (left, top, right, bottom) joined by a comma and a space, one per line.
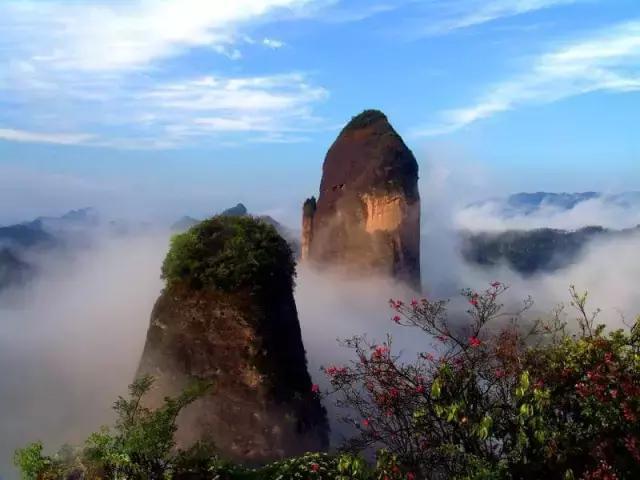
137, 216, 328, 463
302, 109, 421, 288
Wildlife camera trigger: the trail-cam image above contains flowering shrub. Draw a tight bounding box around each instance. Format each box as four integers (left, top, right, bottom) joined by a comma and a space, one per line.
15, 284, 640, 479
14, 380, 412, 480
324, 284, 640, 479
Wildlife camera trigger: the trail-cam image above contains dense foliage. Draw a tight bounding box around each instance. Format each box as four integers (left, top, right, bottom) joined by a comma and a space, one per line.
14, 376, 409, 480
15, 375, 211, 480
161, 215, 295, 293
323, 285, 640, 479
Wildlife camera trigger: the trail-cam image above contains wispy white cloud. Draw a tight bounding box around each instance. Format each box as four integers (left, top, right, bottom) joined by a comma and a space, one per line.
0, 128, 94, 146
0, 71, 329, 148
418, 0, 585, 36
286, 0, 582, 28
212, 45, 243, 60
145, 74, 327, 113
263, 37, 286, 48
0, 0, 331, 147
314, 2, 401, 23
0, 0, 311, 72
413, 20, 640, 136
140, 73, 329, 142
456, 196, 640, 231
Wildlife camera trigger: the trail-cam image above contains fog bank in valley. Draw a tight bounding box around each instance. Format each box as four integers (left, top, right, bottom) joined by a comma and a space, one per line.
1, 158, 639, 475
0, 233, 168, 478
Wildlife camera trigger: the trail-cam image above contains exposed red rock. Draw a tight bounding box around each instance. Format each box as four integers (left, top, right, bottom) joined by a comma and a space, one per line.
137, 216, 328, 464
302, 110, 421, 288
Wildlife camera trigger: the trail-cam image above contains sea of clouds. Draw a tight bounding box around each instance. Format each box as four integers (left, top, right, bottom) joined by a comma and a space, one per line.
0, 161, 639, 477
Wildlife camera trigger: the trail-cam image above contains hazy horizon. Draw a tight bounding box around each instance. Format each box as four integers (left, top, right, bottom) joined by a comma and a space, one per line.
1, 0, 639, 227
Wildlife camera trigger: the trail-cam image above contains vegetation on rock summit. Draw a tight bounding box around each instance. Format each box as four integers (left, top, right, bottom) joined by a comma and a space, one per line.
161, 215, 295, 293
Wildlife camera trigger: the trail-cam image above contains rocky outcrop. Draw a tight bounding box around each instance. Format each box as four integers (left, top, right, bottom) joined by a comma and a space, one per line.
221, 203, 248, 217
137, 216, 328, 464
302, 110, 421, 288
301, 198, 316, 261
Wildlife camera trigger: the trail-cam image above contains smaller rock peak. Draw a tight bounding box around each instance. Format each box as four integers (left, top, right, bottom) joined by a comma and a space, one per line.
221, 203, 248, 217
303, 197, 317, 218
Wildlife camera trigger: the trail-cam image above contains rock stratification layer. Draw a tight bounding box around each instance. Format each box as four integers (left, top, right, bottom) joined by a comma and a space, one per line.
137, 216, 328, 463
302, 110, 421, 288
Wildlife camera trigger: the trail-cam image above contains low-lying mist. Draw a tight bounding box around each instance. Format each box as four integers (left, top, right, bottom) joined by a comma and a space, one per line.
295, 229, 640, 442
0, 232, 168, 478
456, 196, 640, 232
1, 182, 639, 476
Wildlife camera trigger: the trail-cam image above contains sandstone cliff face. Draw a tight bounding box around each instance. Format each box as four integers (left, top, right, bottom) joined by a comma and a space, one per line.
137, 216, 328, 463
303, 110, 421, 288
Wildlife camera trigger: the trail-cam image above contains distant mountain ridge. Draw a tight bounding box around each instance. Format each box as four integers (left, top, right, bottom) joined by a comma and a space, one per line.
0, 208, 101, 294
460, 191, 640, 275
0, 248, 33, 292
461, 225, 640, 275
472, 191, 640, 217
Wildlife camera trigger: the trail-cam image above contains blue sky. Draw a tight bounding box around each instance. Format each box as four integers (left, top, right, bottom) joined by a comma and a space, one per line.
0, 0, 639, 225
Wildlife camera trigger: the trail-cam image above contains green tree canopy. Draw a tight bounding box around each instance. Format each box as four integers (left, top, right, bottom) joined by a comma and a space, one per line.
161, 215, 295, 294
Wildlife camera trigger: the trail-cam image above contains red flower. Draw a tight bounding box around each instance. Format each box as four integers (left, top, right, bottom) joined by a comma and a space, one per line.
311, 384, 320, 393
392, 315, 401, 324
491, 281, 501, 288
372, 345, 390, 358
362, 418, 370, 427
325, 365, 347, 377
388, 299, 403, 310
469, 336, 482, 348
310, 462, 320, 472
415, 385, 426, 394
407, 473, 416, 480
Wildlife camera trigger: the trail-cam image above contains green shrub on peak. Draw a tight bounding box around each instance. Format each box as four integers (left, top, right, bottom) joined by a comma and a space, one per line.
161, 215, 295, 294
